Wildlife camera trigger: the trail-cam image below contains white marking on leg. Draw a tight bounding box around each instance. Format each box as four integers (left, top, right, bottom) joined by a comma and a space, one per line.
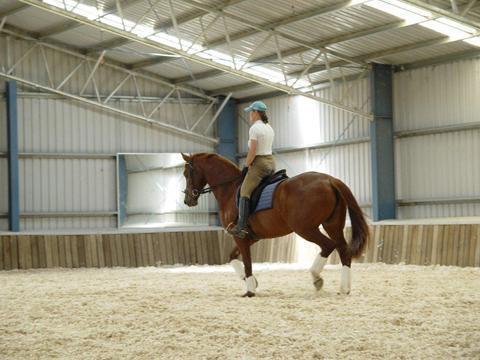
230, 259, 246, 280
340, 266, 351, 295
245, 275, 257, 293
310, 254, 328, 281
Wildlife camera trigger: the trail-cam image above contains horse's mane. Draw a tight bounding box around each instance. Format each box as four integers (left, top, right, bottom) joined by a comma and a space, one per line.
192, 152, 240, 173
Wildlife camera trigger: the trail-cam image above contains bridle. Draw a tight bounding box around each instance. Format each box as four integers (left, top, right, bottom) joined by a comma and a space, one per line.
183, 160, 243, 199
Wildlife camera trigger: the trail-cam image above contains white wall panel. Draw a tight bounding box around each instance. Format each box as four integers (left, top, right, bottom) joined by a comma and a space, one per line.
19, 158, 116, 213
393, 58, 480, 219
238, 77, 370, 153
394, 58, 480, 131
395, 131, 480, 201
17, 98, 213, 154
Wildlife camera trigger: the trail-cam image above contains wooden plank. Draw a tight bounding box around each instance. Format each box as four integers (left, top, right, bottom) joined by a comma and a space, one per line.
78, 235, 87, 268
467, 225, 477, 267
189, 232, 199, 264
180, 231, 191, 265
10, 236, 18, 270
63, 236, 72, 268
200, 231, 209, 265
90, 235, 100, 268
84, 235, 93, 268
51, 236, 60, 267
118, 234, 128, 267
102, 234, 112, 267
18, 235, 31, 269
195, 231, 207, 264
449, 225, 459, 266
210, 231, 221, 265
96, 235, 105, 268
474, 225, 480, 267
146, 233, 155, 266
430, 225, 439, 265
158, 232, 170, 265
164, 232, 174, 265
439, 225, 448, 266
373, 227, 383, 263
89, 235, 98, 268
424, 226, 434, 266
457, 225, 466, 267
3, 236, 12, 270
0, 236, 4, 270
462, 225, 471, 268
141, 233, 149, 267
114, 234, 125, 267
125, 234, 135, 267
400, 225, 409, 264
133, 234, 143, 267
31, 236, 40, 269
45, 235, 54, 268
151, 233, 161, 266
69, 236, 79, 268
37, 236, 47, 269
111, 234, 121, 267
55, 236, 65, 268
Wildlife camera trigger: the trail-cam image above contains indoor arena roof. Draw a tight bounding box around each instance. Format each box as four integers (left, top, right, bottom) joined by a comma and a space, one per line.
1, 0, 480, 102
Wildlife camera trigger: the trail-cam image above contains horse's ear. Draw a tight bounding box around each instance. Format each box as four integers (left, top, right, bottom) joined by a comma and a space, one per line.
181, 153, 191, 162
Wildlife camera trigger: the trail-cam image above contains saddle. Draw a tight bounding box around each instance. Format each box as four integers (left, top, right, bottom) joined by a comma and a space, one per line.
236, 169, 289, 214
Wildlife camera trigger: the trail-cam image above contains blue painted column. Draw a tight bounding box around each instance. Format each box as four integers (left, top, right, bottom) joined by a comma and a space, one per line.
117, 154, 128, 227
370, 63, 396, 221
6, 81, 20, 232
215, 96, 237, 164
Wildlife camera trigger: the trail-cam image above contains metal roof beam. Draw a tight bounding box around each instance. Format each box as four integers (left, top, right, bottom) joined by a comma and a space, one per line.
203, 0, 368, 49
209, 32, 476, 95
0, 4, 30, 18
16, 0, 372, 118
130, 18, 407, 70
178, 0, 366, 66
403, 0, 480, 29
37, 0, 143, 38
1, 23, 214, 101
87, 0, 248, 53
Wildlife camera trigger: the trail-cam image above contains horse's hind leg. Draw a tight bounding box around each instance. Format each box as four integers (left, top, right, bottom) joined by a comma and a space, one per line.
296, 228, 336, 290
323, 224, 351, 295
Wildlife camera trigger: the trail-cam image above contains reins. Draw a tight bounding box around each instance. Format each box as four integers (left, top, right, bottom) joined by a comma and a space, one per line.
184, 161, 243, 198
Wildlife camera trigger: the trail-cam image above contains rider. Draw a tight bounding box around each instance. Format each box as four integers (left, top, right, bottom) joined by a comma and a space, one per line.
228, 100, 275, 238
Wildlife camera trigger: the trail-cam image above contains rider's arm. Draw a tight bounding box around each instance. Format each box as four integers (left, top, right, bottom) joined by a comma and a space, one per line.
246, 139, 257, 167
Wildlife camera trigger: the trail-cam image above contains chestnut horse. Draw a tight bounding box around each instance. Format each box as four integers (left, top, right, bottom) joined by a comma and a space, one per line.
181, 152, 369, 297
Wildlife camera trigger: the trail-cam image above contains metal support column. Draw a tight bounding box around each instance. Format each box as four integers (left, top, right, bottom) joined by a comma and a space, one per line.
6, 81, 20, 231
117, 154, 128, 227
215, 96, 237, 164
370, 63, 396, 221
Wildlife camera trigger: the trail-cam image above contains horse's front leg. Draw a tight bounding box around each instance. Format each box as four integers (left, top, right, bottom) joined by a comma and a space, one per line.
233, 238, 257, 297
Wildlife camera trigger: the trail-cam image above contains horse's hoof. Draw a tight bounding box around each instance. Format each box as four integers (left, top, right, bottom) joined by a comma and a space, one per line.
242, 291, 255, 298
313, 277, 324, 291
338, 290, 350, 295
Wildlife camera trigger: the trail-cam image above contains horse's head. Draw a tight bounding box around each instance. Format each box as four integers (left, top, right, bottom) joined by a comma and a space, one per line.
181, 153, 207, 207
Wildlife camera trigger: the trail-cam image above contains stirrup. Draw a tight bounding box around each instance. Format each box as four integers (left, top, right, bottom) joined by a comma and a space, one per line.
226, 223, 249, 239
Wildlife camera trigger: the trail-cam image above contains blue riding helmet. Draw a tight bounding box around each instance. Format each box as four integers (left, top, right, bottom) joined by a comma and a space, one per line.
244, 100, 267, 112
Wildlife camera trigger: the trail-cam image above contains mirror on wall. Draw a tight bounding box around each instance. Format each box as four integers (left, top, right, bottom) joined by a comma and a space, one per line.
117, 153, 218, 229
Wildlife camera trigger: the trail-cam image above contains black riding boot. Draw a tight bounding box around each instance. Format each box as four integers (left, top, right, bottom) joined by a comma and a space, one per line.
228, 197, 250, 239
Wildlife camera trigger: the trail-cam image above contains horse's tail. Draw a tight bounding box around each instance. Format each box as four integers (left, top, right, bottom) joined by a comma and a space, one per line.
330, 178, 369, 259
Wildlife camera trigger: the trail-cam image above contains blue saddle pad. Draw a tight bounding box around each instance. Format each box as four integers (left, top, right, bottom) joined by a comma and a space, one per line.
236, 179, 285, 214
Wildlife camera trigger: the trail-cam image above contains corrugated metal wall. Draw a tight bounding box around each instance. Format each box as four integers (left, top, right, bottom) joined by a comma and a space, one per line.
238, 77, 372, 219
394, 58, 480, 219
0, 35, 215, 231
